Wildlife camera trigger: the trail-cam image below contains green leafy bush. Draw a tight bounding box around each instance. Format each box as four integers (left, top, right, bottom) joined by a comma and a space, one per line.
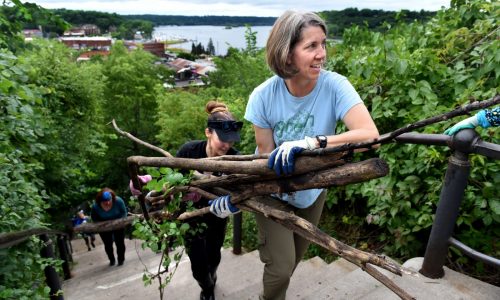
327, 0, 499, 259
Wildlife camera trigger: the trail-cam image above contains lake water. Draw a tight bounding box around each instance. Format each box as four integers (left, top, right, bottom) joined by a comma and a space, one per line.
153, 25, 273, 56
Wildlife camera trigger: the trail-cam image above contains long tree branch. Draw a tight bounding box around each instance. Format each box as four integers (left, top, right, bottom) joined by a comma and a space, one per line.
112, 119, 173, 158
127, 152, 345, 176
302, 94, 500, 156
0, 228, 67, 249
242, 198, 416, 300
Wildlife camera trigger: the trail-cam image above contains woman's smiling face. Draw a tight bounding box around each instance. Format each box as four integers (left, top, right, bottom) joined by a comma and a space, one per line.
288, 25, 326, 83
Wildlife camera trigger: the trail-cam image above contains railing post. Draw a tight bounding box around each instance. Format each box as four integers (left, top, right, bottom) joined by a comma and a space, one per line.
56, 234, 72, 280
420, 129, 475, 278
40, 234, 64, 300
232, 212, 242, 255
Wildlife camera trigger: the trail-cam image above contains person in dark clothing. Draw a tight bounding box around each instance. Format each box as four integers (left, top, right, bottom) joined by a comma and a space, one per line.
130, 100, 241, 300
91, 188, 128, 266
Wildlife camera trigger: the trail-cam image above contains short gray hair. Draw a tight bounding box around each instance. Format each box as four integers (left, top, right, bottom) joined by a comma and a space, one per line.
266, 11, 327, 78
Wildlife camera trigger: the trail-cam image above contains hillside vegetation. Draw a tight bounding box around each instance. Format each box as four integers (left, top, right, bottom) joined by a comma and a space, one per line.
0, 0, 498, 298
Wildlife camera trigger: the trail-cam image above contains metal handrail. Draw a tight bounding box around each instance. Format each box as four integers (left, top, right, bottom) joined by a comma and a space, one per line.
393, 130, 499, 278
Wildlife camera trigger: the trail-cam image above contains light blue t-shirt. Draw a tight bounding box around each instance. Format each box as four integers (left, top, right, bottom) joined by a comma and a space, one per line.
244, 70, 363, 208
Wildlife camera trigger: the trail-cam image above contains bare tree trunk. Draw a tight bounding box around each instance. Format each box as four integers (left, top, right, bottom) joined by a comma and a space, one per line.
127, 152, 346, 176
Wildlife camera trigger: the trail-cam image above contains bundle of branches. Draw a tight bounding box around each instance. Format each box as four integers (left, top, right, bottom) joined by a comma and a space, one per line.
124, 146, 421, 298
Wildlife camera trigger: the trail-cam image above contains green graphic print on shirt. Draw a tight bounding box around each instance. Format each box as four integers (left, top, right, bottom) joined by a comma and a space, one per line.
274, 112, 315, 146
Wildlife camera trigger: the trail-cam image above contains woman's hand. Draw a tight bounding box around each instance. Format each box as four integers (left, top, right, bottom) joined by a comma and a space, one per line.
129, 175, 152, 196
209, 195, 239, 218
268, 137, 317, 176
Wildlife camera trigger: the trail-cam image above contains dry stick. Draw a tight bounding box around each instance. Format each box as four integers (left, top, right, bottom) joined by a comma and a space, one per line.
127, 152, 345, 177
175, 158, 387, 220
112, 97, 497, 298
206, 153, 270, 160
112, 119, 173, 158
112, 119, 174, 220
0, 228, 67, 249
364, 264, 416, 300
242, 199, 416, 300
73, 211, 173, 233
302, 94, 500, 156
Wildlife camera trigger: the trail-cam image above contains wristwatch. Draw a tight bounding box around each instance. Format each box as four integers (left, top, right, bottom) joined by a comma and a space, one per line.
316, 135, 327, 148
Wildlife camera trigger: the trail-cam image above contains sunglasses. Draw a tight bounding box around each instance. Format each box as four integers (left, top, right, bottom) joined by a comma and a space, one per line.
207, 120, 243, 131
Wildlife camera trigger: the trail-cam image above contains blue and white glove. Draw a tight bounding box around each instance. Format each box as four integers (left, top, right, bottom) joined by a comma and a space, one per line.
444, 110, 490, 136
268, 137, 317, 176
209, 195, 239, 218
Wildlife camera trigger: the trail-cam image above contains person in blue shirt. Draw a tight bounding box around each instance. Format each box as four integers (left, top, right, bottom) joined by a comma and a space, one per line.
91, 188, 128, 266
72, 210, 96, 251
444, 107, 500, 135
243, 10, 379, 300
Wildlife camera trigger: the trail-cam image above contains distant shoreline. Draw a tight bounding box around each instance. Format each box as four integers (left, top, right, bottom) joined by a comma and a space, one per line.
123, 15, 277, 27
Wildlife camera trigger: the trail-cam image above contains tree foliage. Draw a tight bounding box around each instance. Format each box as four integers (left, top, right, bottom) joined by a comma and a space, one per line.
20, 39, 108, 215
113, 19, 154, 40
50, 8, 124, 33
0, 1, 498, 296
0, 3, 63, 298
100, 41, 171, 193
320, 7, 435, 37
326, 0, 499, 260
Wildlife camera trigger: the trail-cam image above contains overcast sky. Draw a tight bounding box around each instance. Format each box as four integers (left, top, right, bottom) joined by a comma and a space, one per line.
27, 0, 450, 17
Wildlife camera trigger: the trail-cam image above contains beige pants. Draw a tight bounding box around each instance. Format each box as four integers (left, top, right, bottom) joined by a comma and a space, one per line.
254, 191, 327, 300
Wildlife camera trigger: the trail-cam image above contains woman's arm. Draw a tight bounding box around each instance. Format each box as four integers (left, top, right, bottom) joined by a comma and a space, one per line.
253, 125, 275, 154
323, 103, 379, 148
117, 197, 128, 218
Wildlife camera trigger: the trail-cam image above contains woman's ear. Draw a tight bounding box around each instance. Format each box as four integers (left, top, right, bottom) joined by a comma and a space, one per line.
205, 128, 212, 138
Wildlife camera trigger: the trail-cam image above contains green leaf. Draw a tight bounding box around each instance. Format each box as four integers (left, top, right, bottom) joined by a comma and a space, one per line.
408, 89, 418, 101
489, 199, 500, 215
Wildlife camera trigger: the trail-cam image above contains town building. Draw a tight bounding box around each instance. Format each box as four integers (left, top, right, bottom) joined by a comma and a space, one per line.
166, 57, 216, 86
59, 37, 112, 50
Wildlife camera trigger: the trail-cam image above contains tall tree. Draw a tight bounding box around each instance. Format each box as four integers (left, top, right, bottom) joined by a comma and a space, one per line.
100, 41, 169, 193
23, 39, 107, 212
207, 37, 215, 55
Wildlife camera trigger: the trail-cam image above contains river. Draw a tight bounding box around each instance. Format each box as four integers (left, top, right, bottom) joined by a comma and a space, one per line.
152, 25, 273, 56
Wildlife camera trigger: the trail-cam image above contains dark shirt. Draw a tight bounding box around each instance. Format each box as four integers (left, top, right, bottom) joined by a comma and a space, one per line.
176, 140, 238, 207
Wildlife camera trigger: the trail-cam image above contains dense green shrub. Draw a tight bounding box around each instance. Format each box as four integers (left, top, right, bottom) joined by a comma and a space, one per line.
21, 39, 108, 215
0, 47, 53, 300
327, 0, 499, 260
100, 41, 173, 195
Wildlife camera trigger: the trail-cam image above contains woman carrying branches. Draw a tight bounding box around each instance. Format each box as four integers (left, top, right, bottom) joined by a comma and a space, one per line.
131, 100, 241, 300
242, 10, 379, 300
